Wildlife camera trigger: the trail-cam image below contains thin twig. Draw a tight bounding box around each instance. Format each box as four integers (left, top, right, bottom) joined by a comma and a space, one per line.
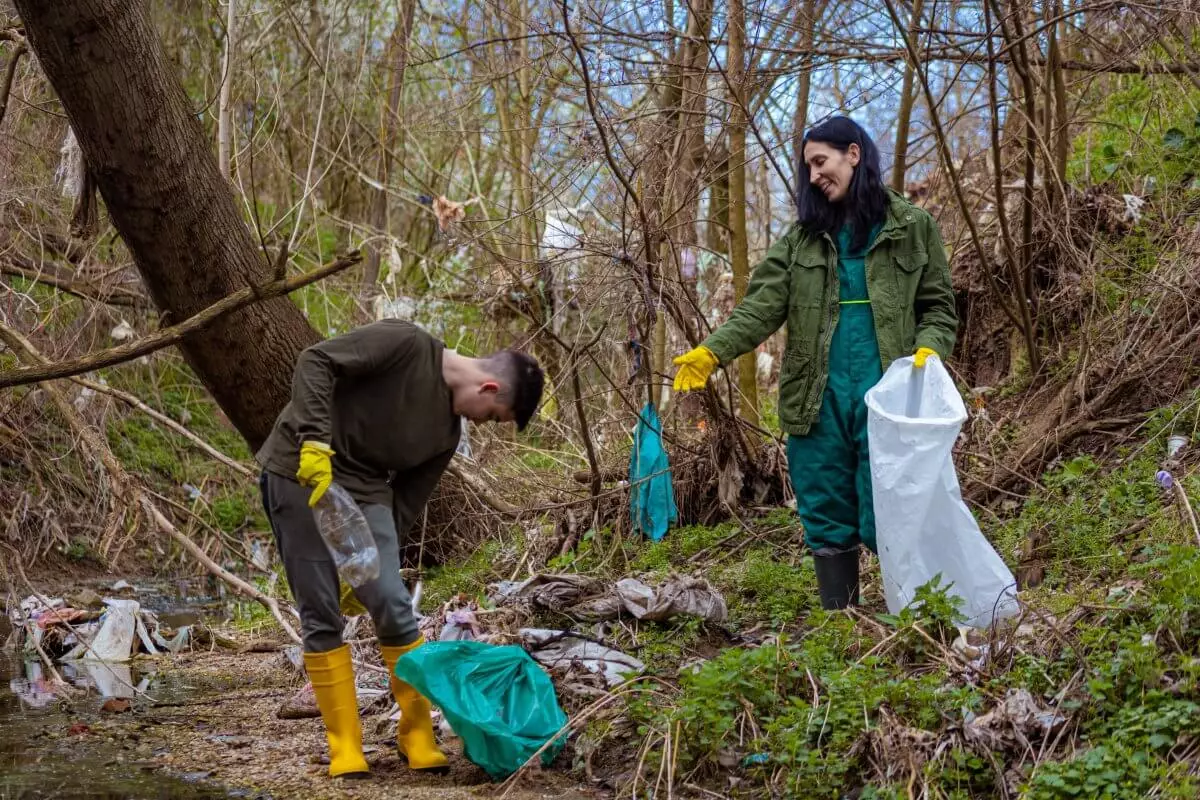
1, 257, 148, 308
1172, 481, 1200, 547
70, 376, 254, 476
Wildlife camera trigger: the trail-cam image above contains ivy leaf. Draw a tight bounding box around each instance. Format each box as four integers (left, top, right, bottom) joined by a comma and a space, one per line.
1149, 733, 1174, 750
1163, 127, 1187, 149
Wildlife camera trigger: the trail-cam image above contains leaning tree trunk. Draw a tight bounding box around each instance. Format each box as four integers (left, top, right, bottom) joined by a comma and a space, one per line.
14, 0, 320, 451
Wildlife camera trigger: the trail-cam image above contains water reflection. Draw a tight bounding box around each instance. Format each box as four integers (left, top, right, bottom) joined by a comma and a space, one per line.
7, 659, 155, 708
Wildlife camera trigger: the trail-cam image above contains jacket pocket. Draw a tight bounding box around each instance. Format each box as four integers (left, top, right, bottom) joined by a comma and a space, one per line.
891, 250, 928, 309
778, 350, 814, 429
789, 251, 827, 309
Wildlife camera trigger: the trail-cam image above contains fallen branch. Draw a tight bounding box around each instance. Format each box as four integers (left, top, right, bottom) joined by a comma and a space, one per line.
2, 257, 148, 308
572, 468, 625, 485
447, 458, 517, 515
0, 322, 139, 557
137, 496, 300, 644
70, 375, 254, 477
0, 251, 362, 389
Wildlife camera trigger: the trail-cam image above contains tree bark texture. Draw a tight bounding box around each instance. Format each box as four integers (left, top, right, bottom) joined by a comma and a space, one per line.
728, 0, 759, 426
14, 0, 320, 451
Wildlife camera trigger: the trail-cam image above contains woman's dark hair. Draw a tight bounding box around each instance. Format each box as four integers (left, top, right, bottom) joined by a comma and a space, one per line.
796, 116, 889, 253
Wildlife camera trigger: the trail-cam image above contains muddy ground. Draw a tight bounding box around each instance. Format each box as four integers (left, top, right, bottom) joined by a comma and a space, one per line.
2, 570, 604, 800
4, 647, 599, 800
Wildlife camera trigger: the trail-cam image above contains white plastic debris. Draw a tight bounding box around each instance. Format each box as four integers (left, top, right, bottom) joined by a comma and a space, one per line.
250, 540, 271, 572
55, 126, 85, 200
62, 599, 140, 662
456, 417, 473, 460
1122, 194, 1146, 223
73, 386, 96, 413
109, 320, 136, 342
519, 628, 645, 687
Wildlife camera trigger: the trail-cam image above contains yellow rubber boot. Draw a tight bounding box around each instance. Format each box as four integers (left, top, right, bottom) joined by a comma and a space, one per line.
380, 637, 449, 772
303, 645, 370, 778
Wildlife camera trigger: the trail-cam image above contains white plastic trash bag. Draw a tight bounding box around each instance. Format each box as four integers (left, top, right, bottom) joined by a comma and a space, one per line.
865, 356, 1019, 629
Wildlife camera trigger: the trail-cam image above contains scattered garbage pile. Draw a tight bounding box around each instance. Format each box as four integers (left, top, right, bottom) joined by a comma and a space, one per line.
6, 583, 195, 665
4, 582, 204, 709
397, 572, 730, 708
488, 572, 728, 624
9, 585, 195, 664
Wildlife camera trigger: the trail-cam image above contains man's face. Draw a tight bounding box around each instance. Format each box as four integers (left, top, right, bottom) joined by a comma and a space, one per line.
454, 382, 516, 425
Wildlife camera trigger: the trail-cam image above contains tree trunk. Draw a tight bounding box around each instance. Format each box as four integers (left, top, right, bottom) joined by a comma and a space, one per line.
706, 146, 730, 258
14, 0, 320, 451
361, 0, 418, 296
892, 0, 925, 193
791, 0, 820, 185
728, 0, 759, 426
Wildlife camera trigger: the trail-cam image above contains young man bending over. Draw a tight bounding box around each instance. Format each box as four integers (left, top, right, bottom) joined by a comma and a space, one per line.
256, 319, 543, 778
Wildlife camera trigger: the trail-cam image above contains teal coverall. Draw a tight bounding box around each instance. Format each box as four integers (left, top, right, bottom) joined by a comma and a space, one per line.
787, 224, 882, 555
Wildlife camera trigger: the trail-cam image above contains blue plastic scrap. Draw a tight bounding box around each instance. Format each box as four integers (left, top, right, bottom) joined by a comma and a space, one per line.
628, 402, 678, 541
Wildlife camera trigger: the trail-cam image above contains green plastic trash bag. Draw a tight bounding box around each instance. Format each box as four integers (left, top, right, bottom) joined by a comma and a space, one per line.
629, 402, 678, 541
391, 640, 568, 780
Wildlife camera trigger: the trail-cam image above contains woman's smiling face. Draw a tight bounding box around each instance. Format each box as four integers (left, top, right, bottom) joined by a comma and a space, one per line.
804, 140, 860, 203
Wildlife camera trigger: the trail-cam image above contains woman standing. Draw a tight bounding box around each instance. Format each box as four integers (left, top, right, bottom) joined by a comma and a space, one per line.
673, 116, 958, 609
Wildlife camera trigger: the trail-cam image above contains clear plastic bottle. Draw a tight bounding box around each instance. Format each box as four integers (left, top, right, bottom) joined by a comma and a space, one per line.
311, 483, 381, 587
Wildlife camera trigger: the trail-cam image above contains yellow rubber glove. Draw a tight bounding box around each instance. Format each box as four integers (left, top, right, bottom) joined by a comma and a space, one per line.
914, 347, 938, 368
296, 441, 335, 507
672, 346, 719, 392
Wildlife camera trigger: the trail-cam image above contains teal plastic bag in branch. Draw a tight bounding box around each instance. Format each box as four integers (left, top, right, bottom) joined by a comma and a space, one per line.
629, 402, 678, 541
392, 640, 569, 780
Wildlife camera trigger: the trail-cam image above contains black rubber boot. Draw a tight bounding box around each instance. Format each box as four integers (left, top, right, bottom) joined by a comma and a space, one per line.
813, 549, 860, 610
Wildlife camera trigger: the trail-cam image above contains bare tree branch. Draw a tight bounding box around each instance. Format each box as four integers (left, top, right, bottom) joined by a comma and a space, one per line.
0, 251, 362, 389
2, 256, 149, 308
0, 38, 25, 128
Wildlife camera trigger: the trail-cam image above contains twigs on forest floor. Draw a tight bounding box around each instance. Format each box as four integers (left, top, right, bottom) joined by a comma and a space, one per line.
0, 319, 302, 644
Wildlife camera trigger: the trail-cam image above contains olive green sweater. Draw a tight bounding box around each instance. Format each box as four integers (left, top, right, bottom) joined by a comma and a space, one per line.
257, 321, 461, 529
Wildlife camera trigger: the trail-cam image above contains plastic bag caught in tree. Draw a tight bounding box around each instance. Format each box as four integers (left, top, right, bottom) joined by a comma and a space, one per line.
629, 402, 677, 541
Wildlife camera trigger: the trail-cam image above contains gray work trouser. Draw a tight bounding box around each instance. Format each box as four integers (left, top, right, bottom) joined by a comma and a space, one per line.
259, 471, 419, 653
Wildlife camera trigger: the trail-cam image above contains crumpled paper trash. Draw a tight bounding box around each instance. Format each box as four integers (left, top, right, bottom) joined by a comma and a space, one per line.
519, 628, 645, 687
440, 609, 482, 641
962, 688, 1066, 752
490, 574, 606, 611
491, 573, 727, 624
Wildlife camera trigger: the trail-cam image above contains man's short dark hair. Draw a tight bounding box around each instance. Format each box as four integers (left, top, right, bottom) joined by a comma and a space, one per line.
484, 349, 544, 431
